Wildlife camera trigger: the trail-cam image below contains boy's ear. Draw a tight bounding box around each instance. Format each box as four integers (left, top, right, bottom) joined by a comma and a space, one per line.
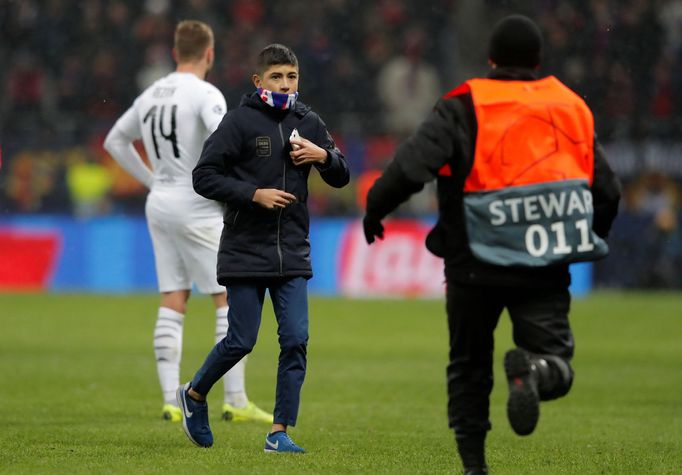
252, 74, 262, 88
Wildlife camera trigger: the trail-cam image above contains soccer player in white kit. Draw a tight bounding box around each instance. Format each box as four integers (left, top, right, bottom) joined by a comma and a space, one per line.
104, 20, 271, 424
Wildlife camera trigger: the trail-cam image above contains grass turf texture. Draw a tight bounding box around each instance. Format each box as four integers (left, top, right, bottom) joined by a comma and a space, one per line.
0, 292, 680, 474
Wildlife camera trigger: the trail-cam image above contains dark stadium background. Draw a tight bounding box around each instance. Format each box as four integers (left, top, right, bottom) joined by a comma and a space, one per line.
1, 0, 681, 289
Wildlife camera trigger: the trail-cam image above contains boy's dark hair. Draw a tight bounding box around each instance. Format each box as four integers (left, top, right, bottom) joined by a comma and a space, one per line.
255, 44, 298, 75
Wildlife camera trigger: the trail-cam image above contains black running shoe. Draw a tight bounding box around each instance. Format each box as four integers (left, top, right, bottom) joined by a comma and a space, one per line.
504, 348, 540, 436
464, 466, 489, 475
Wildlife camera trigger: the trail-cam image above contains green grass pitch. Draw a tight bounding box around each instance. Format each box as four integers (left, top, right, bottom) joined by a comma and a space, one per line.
0, 292, 680, 474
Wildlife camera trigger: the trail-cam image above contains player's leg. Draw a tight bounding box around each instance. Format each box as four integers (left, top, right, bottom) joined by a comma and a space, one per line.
446, 282, 504, 474
155, 290, 191, 421
264, 277, 308, 453
146, 201, 193, 422
506, 286, 574, 435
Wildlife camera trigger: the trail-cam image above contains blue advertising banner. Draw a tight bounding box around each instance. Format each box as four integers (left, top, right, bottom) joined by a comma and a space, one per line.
0, 216, 592, 296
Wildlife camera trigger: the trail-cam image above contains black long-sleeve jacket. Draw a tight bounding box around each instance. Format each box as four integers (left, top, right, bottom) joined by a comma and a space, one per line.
193, 92, 349, 284
366, 67, 621, 288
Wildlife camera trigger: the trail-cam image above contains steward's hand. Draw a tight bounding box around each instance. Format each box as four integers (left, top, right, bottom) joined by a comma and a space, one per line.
363, 215, 384, 244
253, 188, 296, 209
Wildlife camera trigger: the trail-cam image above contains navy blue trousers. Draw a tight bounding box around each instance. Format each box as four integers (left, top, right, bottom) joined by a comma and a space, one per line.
191, 277, 309, 426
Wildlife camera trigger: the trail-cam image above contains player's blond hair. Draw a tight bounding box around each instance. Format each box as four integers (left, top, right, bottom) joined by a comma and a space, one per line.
174, 20, 214, 62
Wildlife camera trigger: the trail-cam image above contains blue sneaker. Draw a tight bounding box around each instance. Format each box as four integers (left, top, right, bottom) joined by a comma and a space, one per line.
264, 431, 305, 453
176, 382, 213, 447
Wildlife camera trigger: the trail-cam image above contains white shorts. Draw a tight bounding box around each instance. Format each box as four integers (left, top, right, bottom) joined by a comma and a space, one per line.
145, 187, 225, 294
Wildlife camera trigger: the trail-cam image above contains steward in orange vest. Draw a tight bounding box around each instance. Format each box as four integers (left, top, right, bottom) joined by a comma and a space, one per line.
364, 14, 621, 475
460, 76, 609, 267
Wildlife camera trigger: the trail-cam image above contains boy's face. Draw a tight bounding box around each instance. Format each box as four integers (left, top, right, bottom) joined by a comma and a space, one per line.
253, 64, 299, 94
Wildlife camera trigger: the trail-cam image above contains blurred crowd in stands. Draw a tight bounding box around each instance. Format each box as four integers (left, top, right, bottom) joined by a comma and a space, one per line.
1, 0, 681, 288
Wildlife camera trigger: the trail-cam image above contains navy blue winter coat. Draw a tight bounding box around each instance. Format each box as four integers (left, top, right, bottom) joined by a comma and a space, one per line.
193, 92, 350, 284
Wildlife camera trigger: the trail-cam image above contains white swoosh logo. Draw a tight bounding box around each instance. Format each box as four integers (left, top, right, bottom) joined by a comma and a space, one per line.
265, 439, 279, 450
183, 398, 193, 418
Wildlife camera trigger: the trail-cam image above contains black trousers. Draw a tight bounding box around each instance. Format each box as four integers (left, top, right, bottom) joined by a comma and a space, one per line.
446, 282, 574, 436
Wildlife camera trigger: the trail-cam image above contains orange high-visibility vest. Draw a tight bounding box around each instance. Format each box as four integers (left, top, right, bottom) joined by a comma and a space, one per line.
457, 77, 607, 267
465, 76, 594, 193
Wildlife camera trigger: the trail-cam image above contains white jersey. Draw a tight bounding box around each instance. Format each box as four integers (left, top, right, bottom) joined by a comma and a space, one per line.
105, 71, 226, 219
104, 72, 227, 293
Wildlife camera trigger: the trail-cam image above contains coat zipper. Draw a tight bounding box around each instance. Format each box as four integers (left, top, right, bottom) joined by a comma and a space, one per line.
276, 123, 286, 275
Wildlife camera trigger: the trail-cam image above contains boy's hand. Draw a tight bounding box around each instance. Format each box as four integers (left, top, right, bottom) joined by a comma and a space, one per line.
253, 189, 297, 209
290, 137, 328, 166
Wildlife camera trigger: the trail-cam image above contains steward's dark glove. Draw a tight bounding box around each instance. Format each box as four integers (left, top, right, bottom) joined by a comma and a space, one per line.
363, 215, 384, 244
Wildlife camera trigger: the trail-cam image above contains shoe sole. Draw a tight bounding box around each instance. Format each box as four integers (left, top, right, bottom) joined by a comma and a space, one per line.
504, 349, 539, 436
263, 448, 305, 454
176, 384, 212, 448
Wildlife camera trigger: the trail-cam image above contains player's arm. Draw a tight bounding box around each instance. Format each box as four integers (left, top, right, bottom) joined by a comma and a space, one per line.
193, 115, 259, 207
199, 86, 227, 133
104, 105, 154, 188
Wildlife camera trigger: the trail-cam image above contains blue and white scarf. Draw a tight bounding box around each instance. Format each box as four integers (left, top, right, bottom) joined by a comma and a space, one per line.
257, 88, 298, 110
